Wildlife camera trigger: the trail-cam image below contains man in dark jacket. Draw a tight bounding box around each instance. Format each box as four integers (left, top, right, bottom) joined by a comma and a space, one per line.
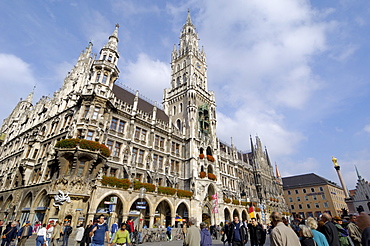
17, 221, 33, 246
248, 218, 266, 246
320, 213, 340, 246
1, 222, 17, 246
227, 216, 248, 246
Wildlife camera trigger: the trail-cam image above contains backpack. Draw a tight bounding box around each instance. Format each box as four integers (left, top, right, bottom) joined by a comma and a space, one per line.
66, 226, 72, 236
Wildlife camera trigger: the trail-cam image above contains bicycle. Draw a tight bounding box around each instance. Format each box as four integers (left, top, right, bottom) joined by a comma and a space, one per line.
131, 230, 140, 246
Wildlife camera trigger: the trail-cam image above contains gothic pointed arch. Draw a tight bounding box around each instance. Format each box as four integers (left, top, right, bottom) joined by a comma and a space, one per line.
129, 196, 151, 228
232, 209, 240, 219
154, 199, 173, 227
95, 194, 124, 221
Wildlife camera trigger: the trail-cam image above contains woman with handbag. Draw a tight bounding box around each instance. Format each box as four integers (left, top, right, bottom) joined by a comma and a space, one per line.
111, 223, 131, 246
1, 222, 17, 246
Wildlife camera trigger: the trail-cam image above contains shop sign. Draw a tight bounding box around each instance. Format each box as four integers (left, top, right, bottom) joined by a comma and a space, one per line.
136, 205, 146, 210
129, 210, 140, 215
137, 201, 146, 205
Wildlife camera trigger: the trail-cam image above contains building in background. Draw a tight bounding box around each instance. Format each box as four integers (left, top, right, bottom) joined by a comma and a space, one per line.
0, 12, 287, 227
282, 173, 348, 218
347, 167, 370, 214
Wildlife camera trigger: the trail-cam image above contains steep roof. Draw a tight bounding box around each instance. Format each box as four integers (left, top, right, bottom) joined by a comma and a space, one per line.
112, 84, 168, 122
282, 173, 342, 190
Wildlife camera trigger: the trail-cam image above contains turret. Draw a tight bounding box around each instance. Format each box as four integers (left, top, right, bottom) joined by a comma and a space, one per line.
90, 24, 120, 89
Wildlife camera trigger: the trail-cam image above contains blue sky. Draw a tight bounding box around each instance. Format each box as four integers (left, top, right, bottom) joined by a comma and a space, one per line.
1, 0, 370, 190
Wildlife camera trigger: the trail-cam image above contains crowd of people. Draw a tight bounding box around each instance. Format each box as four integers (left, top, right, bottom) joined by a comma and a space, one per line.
268, 211, 370, 246
3, 211, 370, 246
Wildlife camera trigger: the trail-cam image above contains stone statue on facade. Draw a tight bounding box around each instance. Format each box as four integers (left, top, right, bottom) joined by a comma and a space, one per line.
53, 190, 71, 208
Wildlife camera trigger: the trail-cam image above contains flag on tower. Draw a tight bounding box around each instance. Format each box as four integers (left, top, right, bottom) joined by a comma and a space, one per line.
249, 203, 255, 219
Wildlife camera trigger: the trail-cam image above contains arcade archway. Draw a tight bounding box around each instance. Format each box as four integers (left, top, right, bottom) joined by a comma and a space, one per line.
129, 198, 150, 228
154, 200, 171, 227
175, 202, 189, 227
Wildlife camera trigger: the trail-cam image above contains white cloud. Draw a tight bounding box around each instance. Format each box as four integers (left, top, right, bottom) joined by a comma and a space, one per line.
120, 53, 171, 103
176, 0, 334, 162
0, 54, 38, 121
364, 125, 370, 133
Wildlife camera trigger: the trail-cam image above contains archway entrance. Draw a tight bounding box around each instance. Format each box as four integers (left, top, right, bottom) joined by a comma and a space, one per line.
233, 209, 240, 219
155, 200, 171, 227
176, 203, 189, 227
242, 210, 247, 222
34, 191, 50, 224
202, 205, 211, 225
129, 198, 150, 229
20, 193, 32, 225
224, 208, 231, 222
2, 196, 13, 222
96, 195, 124, 225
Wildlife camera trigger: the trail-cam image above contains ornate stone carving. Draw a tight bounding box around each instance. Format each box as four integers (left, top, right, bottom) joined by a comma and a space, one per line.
53, 190, 71, 209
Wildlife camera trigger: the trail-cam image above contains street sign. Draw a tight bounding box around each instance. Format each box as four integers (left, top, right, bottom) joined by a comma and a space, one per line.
136, 206, 146, 210
137, 201, 146, 205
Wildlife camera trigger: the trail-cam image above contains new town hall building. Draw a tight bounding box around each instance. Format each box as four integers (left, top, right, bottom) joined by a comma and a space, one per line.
0, 12, 288, 228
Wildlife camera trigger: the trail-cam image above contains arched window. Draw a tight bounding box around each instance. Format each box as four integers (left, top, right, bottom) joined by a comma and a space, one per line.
173, 106, 176, 115
183, 74, 187, 84
177, 64, 180, 72
176, 77, 180, 87
179, 103, 183, 113
102, 73, 108, 84
103, 54, 107, 60
176, 119, 181, 130
108, 55, 112, 62
96, 72, 101, 82
206, 147, 212, 156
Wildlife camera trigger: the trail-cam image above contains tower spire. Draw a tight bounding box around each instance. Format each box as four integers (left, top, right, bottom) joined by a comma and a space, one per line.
355, 165, 362, 180
25, 86, 35, 104
186, 9, 192, 25
104, 23, 119, 52
275, 163, 281, 178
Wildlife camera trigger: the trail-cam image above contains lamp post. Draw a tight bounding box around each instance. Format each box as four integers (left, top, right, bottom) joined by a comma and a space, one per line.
139, 187, 146, 229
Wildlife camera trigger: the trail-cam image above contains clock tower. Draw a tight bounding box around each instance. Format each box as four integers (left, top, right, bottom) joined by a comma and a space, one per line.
163, 10, 217, 194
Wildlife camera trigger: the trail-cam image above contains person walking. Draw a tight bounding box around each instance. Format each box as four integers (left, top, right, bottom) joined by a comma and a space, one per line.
1, 222, 17, 246
333, 216, 350, 246
221, 222, 229, 246
320, 213, 340, 246
17, 221, 33, 246
90, 215, 109, 246
248, 218, 266, 246
51, 221, 62, 246
75, 224, 84, 246
81, 220, 93, 246
200, 223, 212, 246
36, 224, 47, 246
183, 217, 200, 246
306, 217, 329, 246
356, 212, 370, 246
126, 219, 134, 242
112, 223, 131, 246
46, 221, 54, 246
299, 225, 316, 246
166, 225, 172, 241
347, 214, 362, 246
270, 211, 300, 246
62, 222, 72, 246
109, 220, 118, 244
182, 222, 187, 239
227, 216, 248, 246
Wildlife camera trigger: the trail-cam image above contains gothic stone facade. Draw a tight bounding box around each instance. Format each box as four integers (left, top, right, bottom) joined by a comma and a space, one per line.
0, 12, 287, 227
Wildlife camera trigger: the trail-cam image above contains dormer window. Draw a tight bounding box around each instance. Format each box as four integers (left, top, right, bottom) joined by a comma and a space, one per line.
108, 55, 112, 62
103, 54, 107, 60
